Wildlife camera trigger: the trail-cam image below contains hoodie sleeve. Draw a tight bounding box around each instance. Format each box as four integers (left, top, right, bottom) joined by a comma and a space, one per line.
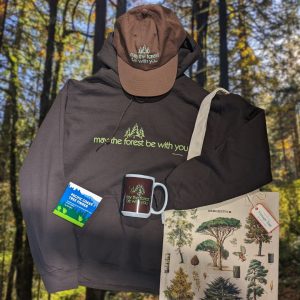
164, 93, 273, 210
19, 80, 79, 293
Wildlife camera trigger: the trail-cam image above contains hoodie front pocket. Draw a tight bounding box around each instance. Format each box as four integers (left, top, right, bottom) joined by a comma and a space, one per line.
76, 194, 164, 274
76, 195, 125, 267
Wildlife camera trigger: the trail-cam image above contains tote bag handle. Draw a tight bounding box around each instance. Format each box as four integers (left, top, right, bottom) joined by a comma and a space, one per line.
187, 87, 230, 160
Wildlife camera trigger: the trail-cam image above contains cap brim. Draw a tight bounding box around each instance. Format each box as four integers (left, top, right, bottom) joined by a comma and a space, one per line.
117, 54, 178, 97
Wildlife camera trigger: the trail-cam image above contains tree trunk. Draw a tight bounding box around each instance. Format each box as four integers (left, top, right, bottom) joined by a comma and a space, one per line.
39, 0, 58, 126
258, 241, 262, 256
0, 212, 7, 300
116, 0, 126, 19
93, 0, 107, 74
6, 64, 23, 300
50, 42, 62, 104
218, 0, 229, 89
50, 0, 71, 103
210, 252, 218, 267
5, 230, 18, 300
10, 86, 23, 300
20, 236, 33, 300
4, 7, 24, 295
4, 3, 34, 298
194, 0, 210, 87
237, 0, 251, 101
291, 104, 300, 178
0, 97, 11, 181
218, 244, 222, 270
189, 1, 195, 78
178, 248, 184, 264
86, 288, 106, 300
37, 276, 41, 300
278, 109, 289, 176
0, 0, 8, 49
87, 2, 108, 298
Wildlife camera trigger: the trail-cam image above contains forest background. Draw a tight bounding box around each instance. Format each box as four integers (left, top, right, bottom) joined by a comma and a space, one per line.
0, 0, 299, 299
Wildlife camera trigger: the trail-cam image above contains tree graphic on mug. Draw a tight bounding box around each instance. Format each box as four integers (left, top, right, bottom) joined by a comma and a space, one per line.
165, 211, 194, 264
164, 267, 195, 300
245, 259, 268, 300
130, 184, 145, 198
196, 217, 241, 270
244, 214, 272, 256
196, 239, 229, 268
202, 277, 242, 300
124, 123, 145, 140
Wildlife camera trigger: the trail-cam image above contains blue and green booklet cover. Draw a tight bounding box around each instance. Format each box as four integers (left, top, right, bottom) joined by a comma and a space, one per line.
53, 182, 103, 227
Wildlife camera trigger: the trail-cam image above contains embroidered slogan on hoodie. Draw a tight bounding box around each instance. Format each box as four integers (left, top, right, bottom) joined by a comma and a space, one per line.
93, 123, 189, 155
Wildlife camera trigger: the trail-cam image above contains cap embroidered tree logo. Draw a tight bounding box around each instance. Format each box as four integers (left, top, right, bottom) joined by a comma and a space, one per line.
138, 45, 150, 54
124, 123, 145, 140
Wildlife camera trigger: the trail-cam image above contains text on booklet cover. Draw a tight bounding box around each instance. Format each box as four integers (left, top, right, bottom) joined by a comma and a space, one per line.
53, 182, 102, 227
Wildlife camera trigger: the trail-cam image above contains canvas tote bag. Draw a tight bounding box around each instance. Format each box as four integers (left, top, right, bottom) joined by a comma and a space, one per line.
160, 88, 280, 300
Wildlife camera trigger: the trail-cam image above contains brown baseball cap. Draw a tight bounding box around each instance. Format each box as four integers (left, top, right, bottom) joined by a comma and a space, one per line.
113, 4, 187, 97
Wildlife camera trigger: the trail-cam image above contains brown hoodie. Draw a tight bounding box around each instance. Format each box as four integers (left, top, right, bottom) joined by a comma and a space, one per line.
19, 31, 272, 294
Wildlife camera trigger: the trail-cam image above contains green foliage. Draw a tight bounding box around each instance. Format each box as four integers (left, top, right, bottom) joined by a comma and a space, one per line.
279, 237, 300, 295
164, 267, 195, 300
197, 217, 241, 232
197, 217, 241, 269
202, 277, 242, 300
196, 239, 218, 252
245, 259, 268, 300
165, 211, 194, 263
244, 214, 272, 256
109, 291, 156, 300
196, 239, 229, 267
266, 180, 300, 241
166, 219, 194, 249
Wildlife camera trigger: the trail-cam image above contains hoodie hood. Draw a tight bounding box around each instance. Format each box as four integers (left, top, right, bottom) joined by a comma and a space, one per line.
83, 31, 202, 152
84, 31, 201, 91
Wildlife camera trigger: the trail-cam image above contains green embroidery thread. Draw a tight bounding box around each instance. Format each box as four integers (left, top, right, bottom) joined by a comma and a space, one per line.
93, 123, 189, 153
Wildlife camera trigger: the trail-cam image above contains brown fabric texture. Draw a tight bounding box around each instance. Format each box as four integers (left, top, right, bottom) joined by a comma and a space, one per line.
113, 4, 187, 96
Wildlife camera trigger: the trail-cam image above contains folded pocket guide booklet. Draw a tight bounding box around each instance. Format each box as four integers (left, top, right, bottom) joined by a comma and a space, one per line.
53, 182, 103, 227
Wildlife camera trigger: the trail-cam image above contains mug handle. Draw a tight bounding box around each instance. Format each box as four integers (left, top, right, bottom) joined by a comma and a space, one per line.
151, 182, 168, 215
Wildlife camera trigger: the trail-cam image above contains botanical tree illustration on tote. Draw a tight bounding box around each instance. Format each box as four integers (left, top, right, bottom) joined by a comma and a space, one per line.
244, 214, 272, 256
202, 277, 242, 300
245, 259, 268, 300
197, 217, 241, 270
164, 267, 195, 300
124, 123, 145, 140
165, 211, 194, 263
196, 239, 229, 267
